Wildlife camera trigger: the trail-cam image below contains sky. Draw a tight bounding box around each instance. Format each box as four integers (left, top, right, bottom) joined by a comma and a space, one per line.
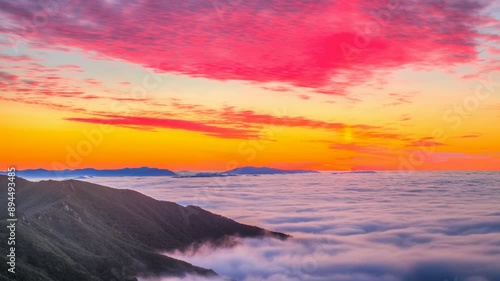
1, 0, 500, 171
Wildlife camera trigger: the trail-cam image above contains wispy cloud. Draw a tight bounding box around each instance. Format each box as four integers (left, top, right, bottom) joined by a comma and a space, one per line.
65, 115, 257, 139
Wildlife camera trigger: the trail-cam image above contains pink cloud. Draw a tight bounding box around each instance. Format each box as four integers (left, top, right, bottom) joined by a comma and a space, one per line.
58, 64, 82, 70
0, 0, 493, 93
0, 63, 106, 102
0, 71, 18, 81
488, 46, 500, 55
0, 54, 34, 63
384, 92, 416, 106
219, 108, 346, 129
261, 86, 293, 92
1, 97, 87, 113
84, 78, 102, 86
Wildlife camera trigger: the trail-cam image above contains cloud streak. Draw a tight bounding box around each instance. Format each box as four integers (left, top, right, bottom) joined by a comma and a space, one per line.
65, 115, 257, 139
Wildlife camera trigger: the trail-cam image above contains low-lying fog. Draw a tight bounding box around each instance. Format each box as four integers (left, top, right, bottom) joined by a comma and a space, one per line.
88, 172, 500, 281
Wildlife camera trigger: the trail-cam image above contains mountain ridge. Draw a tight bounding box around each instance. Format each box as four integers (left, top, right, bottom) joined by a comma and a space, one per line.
1, 166, 320, 179
225, 166, 318, 175
0, 167, 177, 178
0, 175, 287, 281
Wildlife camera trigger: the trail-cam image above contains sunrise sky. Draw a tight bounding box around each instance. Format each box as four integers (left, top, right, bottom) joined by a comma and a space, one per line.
1, 0, 500, 171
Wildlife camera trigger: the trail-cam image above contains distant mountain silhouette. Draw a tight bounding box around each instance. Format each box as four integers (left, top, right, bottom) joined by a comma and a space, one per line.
0, 176, 287, 281
174, 172, 236, 178
332, 170, 377, 174
225, 166, 318, 175
0, 167, 177, 178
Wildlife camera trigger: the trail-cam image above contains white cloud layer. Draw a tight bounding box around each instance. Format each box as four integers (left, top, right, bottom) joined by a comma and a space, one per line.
88, 172, 500, 281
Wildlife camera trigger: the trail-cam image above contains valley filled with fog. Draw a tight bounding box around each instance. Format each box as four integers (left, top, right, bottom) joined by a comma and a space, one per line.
88, 172, 500, 281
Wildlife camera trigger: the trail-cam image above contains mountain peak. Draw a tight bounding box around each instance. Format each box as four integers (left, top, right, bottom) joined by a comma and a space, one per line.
1, 167, 177, 178
0, 176, 287, 280
225, 166, 318, 175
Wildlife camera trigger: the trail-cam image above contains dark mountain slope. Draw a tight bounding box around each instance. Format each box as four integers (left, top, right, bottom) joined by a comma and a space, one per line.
0, 176, 287, 281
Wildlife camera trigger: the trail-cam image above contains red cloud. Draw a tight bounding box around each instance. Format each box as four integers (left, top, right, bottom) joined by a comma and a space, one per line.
166, 102, 402, 138
261, 86, 293, 92
410, 140, 446, 147
1, 97, 87, 113
0, 0, 492, 93
0, 55, 34, 63
59, 101, 402, 140
65, 115, 257, 139
0, 64, 103, 102
219, 108, 346, 130
488, 46, 500, 55
407, 137, 446, 147
0, 71, 18, 81
330, 143, 393, 157
456, 134, 481, 139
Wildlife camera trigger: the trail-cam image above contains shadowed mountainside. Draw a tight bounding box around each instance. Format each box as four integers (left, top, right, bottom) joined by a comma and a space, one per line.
0, 176, 287, 281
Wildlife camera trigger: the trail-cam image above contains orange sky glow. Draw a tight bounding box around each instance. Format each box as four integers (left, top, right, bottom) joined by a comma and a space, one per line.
1, 1, 500, 171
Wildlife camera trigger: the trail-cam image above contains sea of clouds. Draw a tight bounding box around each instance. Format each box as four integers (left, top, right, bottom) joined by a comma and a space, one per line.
88, 171, 500, 281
